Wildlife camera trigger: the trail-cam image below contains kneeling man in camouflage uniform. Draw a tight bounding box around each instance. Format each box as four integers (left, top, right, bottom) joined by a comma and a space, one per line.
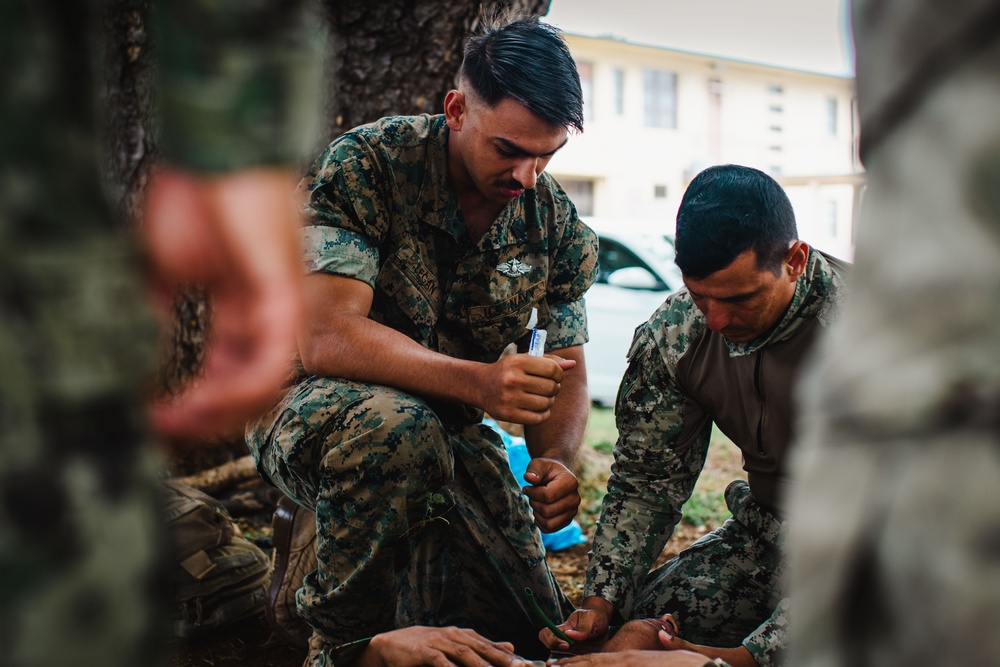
246, 16, 597, 666
542, 165, 848, 667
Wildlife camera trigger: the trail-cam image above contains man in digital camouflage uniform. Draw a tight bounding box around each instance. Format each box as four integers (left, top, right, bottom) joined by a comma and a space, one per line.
787, 1, 1000, 665
246, 16, 597, 666
0, 2, 317, 665
542, 165, 849, 667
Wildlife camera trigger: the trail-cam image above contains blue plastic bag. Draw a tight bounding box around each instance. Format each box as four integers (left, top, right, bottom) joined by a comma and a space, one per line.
484, 419, 588, 552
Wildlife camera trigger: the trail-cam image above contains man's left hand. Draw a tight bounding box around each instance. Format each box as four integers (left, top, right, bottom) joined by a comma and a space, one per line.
522, 457, 580, 532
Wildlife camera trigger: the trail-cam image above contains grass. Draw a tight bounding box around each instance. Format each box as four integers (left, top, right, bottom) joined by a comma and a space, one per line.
681, 489, 730, 528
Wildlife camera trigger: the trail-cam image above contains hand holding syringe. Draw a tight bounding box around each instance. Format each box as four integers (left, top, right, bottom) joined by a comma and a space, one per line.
472, 307, 571, 424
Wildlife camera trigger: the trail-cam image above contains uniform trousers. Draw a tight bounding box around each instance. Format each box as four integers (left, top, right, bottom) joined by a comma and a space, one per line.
247, 376, 571, 663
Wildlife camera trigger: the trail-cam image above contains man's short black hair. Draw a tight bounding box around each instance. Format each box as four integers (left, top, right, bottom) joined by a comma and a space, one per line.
460, 15, 584, 132
674, 164, 798, 279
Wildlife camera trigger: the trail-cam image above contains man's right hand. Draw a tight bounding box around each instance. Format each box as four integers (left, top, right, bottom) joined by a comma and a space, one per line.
539, 597, 615, 651
357, 626, 533, 667
475, 353, 576, 425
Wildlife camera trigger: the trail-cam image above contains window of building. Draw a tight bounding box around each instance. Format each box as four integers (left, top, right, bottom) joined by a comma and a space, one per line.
613, 68, 625, 115
769, 165, 783, 176
826, 96, 838, 136
561, 178, 595, 216
769, 104, 783, 113
578, 61, 594, 122
643, 69, 677, 128
767, 83, 784, 94
769, 145, 783, 152
770, 125, 783, 132
653, 184, 668, 199
827, 200, 839, 236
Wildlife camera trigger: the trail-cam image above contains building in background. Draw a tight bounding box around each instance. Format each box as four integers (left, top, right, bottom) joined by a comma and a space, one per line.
550, 34, 862, 260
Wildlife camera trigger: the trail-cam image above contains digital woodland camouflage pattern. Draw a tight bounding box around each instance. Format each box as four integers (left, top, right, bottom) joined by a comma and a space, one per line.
0, 2, 318, 666
587, 250, 846, 666
248, 381, 572, 663
247, 113, 597, 662
787, 1, 1000, 665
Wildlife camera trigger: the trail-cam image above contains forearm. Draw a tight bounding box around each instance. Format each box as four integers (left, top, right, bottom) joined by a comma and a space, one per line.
583, 468, 685, 612
300, 312, 486, 407
524, 345, 589, 463
584, 335, 713, 608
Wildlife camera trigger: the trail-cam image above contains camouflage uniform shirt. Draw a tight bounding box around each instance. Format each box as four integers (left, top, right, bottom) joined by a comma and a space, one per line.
587, 248, 848, 664
298, 114, 598, 391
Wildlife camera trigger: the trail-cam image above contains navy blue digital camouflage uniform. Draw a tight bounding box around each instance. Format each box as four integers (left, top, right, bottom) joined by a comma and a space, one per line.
246, 113, 598, 663
588, 249, 847, 666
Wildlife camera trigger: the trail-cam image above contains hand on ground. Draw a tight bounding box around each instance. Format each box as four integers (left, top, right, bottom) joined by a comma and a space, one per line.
359, 626, 534, 667
551, 649, 716, 666
539, 605, 611, 651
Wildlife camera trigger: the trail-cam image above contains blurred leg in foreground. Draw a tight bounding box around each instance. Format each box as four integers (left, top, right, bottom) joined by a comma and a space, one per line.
788, 2, 1000, 665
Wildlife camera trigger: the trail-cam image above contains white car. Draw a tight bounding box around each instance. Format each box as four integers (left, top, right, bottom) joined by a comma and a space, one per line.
583, 219, 684, 406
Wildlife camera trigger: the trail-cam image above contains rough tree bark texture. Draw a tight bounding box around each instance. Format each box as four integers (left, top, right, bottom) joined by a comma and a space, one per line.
101, 0, 553, 400
102, 0, 209, 398
102, 0, 154, 224
320, 0, 553, 138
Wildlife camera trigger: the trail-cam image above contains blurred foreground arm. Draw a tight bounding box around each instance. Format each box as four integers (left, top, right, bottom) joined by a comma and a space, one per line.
145, 168, 303, 438
145, 0, 321, 439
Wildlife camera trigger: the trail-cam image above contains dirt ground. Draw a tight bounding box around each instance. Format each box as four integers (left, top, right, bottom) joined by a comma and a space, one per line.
167, 435, 745, 667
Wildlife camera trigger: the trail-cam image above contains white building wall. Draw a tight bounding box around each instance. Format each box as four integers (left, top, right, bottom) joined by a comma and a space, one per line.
549, 34, 862, 258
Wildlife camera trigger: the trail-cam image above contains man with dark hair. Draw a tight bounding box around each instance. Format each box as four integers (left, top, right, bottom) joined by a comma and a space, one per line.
247, 15, 597, 666
674, 165, 798, 280
541, 165, 848, 667
460, 16, 585, 132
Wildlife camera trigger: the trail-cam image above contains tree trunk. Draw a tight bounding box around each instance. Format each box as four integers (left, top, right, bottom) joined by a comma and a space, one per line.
101, 0, 210, 398
320, 0, 553, 137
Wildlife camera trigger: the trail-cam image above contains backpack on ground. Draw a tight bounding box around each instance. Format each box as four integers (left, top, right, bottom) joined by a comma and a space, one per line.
162, 480, 270, 638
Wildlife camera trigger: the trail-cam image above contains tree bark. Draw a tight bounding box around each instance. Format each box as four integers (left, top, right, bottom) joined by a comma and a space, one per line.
101, 0, 210, 398
320, 0, 553, 137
